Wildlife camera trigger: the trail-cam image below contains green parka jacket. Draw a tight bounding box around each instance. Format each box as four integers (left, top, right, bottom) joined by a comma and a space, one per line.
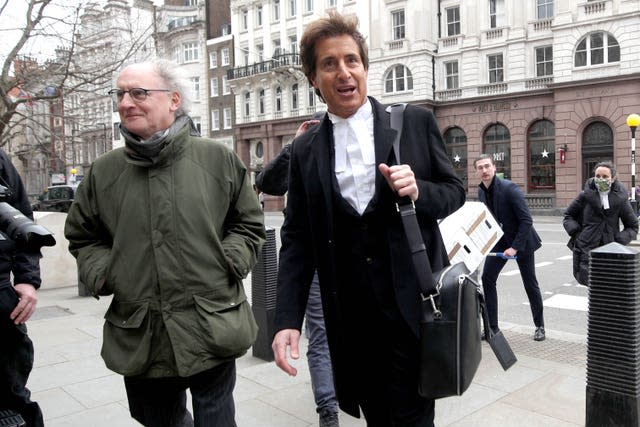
64, 124, 265, 378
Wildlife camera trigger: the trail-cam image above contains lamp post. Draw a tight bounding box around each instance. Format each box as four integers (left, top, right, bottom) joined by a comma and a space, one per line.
627, 113, 640, 214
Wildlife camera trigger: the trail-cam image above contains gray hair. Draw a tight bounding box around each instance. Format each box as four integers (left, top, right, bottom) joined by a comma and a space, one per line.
120, 59, 191, 116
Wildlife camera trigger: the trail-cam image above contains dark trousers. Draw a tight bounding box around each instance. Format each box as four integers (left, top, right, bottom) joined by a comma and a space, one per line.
345, 295, 435, 427
124, 360, 237, 427
0, 321, 44, 427
481, 250, 544, 331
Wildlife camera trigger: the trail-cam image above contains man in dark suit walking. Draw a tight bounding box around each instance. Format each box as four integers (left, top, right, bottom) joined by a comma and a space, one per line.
474, 154, 546, 341
271, 11, 465, 426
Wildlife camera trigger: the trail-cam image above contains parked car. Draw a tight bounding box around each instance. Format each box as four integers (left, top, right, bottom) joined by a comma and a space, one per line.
32, 185, 75, 213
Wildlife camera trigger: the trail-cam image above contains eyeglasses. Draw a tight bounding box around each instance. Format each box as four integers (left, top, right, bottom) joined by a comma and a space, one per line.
107, 88, 171, 103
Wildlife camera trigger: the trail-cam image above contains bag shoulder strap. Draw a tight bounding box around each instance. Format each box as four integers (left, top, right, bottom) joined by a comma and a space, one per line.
387, 103, 437, 297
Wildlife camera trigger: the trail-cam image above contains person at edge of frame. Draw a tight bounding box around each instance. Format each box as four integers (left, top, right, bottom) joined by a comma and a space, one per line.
0, 146, 45, 427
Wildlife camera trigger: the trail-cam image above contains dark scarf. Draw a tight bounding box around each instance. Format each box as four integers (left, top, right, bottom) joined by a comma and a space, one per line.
121, 115, 200, 166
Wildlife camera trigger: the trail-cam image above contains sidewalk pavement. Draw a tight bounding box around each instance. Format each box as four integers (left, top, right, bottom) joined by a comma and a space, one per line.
24, 212, 587, 426
26, 282, 586, 427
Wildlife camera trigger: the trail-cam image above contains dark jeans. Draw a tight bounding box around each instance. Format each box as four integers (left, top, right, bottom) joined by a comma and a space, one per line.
0, 319, 44, 427
305, 272, 338, 415
481, 250, 544, 331
124, 360, 237, 427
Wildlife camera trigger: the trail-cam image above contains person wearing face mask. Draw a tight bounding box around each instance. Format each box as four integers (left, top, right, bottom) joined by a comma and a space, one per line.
563, 161, 638, 286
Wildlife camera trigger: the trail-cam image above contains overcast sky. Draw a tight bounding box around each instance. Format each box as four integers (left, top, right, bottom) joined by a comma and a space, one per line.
1, 0, 160, 68
0, 0, 81, 67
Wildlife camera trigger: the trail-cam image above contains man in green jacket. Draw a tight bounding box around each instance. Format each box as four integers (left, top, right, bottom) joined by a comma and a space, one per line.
64, 60, 265, 427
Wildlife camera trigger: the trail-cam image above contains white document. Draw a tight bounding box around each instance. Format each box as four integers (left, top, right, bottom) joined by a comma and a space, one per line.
438, 202, 503, 272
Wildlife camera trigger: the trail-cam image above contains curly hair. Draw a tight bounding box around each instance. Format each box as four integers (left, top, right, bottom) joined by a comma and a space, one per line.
300, 11, 368, 101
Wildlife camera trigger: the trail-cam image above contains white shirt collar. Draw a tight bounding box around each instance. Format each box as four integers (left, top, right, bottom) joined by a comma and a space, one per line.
328, 99, 372, 125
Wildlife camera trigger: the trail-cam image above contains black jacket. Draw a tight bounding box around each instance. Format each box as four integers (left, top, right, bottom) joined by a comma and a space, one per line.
274, 98, 465, 416
0, 149, 41, 294
563, 178, 638, 285
478, 177, 541, 253
255, 144, 291, 196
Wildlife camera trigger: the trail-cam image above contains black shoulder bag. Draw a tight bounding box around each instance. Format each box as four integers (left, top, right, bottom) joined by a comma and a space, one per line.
387, 103, 517, 399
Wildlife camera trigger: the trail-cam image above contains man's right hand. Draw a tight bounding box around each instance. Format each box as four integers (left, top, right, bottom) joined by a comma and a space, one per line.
272, 329, 302, 376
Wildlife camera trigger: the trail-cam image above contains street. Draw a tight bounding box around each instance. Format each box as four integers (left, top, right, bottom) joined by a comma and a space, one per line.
264, 212, 588, 338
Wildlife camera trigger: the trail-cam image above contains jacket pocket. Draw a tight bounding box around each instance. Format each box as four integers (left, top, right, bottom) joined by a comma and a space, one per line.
193, 293, 258, 358
102, 301, 152, 376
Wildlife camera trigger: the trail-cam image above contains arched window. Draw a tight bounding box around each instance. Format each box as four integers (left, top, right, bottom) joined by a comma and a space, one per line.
275, 86, 282, 112
574, 32, 620, 67
443, 127, 468, 190
528, 120, 556, 191
582, 121, 614, 182
291, 83, 298, 110
384, 65, 413, 94
483, 123, 511, 180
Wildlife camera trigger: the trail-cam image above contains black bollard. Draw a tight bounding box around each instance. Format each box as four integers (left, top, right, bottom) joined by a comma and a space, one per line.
585, 242, 640, 427
251, 226, 278, 361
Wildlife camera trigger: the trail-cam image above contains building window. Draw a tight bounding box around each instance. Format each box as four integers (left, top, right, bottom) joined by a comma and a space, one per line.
489, 0, 505, 28
443, 127, 468, 190
488, 53, 504, 83
446, 6, 460, 36
223, 108, 231, 129
244, 92, 251, 117
256, 6, 263, 27
289, 0, 296, 17
259, 89, 265, 115
192, 117, 201, 134
392, 10, 405, 40
273, 0, 280, 22
275, 86, 282, 112
305, 0, 313, 13
483, 123, 511, 180
256, 44, 264, 61
212, 110, 220, 130
222, 76, 230, 94
190, 77, 200, 100
308, 85, 316, 107
289, 36, 297, 54
582, 121, 614, 182
210, 77, 219, 97
445, 60, 459, 89
384, 65, 413, 93
113, 122, 120, 140
209, 51, 217, 68
574, 32, 620, 67
528, 120, 555, 191
221, 48, 230, 66
292, 83, 299, 110
183, 42, 199, 63
241, 9, 248, 30
537, 0, 553, 19
273, 39, 281, 56
535, 46, 553, 77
